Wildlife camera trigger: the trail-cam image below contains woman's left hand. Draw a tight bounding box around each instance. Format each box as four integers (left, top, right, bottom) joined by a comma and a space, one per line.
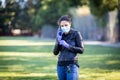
59, 40, 70, 48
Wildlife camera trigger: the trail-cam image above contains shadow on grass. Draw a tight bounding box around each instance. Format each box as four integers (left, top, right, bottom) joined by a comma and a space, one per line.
0, 56, 56, 73
101, 56, 120, 70
79, 55, 120, 70
79, 45, 120, 70
0, 76, 57, 80
0, 45, 54, 52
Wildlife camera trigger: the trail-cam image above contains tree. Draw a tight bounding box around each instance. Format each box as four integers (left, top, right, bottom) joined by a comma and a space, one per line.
0, 0, 40, 35
33, 0, 70, 29
118, 1, 120, 41
32, 0, 90, 31
0, 0, 18, 35
0, 0, 90, 35
89, 0, 118, 17
89, 0, 119, 42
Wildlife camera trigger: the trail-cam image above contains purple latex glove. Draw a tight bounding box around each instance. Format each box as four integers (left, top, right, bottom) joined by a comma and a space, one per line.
57, 27, 63, 42
59, 40, 70, 48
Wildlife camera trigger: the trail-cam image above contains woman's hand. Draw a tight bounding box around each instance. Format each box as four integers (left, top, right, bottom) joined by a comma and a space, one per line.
59, 40, 70, 48
57, 27, 63, 42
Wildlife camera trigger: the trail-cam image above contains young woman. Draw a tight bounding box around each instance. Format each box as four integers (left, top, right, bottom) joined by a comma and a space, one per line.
53, 15, 84, 80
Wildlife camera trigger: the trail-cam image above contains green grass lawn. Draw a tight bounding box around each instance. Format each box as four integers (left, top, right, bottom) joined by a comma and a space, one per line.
0, 37, 120, 80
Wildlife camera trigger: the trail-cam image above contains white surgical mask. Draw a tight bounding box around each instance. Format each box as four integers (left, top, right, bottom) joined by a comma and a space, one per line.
61, 26, 70, 33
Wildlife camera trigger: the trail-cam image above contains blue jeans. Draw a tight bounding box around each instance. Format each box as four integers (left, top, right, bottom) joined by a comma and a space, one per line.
57, 64, 79, 80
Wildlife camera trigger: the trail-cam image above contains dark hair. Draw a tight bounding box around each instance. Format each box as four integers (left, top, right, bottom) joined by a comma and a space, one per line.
58, 15, 71, 25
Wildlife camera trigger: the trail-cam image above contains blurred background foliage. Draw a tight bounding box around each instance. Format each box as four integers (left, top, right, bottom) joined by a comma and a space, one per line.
90, 0, 118, 17
0, 0, 119, 42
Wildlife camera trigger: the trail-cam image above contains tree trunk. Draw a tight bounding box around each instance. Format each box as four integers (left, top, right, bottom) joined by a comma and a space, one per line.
106, 11, 118, 43
118, 3, 120, 42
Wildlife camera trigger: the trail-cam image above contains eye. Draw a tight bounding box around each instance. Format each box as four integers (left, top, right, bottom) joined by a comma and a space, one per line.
60, 25, 64, 27
65, 24, 68, 26
60, 24, 68, 27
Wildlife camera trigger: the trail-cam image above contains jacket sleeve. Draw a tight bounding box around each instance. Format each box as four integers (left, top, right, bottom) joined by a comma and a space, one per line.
68, 31, 84, 54
53, 40, 62, 55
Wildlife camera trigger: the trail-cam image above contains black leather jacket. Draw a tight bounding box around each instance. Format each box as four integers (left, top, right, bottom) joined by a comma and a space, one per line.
53, 29, 84, 62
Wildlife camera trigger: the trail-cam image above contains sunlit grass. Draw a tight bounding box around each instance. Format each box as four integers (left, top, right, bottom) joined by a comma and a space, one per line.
0, 40, 54, 46
0, 52, 54, 57
0, 37, 120, 80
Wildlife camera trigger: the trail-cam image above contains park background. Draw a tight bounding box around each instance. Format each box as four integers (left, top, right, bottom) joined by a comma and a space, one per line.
0, 0, 120, 80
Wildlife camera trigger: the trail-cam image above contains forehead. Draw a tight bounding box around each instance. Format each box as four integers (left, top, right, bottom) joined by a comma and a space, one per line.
60, 20, 70, 25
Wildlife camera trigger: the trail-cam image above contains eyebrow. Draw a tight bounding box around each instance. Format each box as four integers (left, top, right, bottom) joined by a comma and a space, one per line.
60, 24, 68, 26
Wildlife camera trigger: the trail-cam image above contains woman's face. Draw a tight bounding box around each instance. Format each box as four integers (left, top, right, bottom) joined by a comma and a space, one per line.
60, 20, 71, 34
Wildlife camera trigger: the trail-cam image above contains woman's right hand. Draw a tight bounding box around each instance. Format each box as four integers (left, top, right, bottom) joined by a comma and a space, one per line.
57, 27, 63, 42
